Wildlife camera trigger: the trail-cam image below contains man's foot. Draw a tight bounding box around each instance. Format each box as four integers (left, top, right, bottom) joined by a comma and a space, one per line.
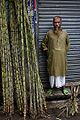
47, 89, 53, 96
62, 88, 69, 95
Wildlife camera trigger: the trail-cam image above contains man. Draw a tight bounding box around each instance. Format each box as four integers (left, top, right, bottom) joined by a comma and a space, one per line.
42, 16, 70, 95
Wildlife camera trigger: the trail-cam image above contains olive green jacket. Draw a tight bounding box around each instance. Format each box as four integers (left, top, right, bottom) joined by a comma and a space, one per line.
42, 29, 70, 76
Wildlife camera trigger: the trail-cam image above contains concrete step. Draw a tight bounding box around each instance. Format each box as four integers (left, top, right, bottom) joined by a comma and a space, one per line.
45, 81, 80, 101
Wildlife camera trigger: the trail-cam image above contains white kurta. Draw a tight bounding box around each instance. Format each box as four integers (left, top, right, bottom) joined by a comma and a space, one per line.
49, 76, 65, 88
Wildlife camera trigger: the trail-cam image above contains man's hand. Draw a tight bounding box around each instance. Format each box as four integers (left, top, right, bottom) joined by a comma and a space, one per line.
43, 47, 48, 51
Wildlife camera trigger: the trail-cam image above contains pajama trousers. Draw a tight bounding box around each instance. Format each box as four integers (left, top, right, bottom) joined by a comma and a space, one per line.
49, 76, 65, 88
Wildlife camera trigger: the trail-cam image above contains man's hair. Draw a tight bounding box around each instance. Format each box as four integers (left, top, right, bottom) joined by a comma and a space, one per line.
53, 16, 62, 23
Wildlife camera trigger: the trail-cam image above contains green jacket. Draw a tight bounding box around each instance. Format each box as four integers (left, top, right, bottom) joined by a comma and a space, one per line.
42, 29, 70, 76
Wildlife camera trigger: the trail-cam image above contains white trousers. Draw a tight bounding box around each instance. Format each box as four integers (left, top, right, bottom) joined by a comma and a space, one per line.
49, 76, 65, 88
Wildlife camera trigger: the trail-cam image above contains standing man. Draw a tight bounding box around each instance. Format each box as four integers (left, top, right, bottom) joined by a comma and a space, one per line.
42, 16, 70, 95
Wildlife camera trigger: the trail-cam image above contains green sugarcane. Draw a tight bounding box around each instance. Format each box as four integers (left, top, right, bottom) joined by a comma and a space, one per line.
1, 0, 14, 113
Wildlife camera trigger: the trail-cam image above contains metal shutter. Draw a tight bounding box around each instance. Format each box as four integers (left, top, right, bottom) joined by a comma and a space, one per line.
37, 0, 80, 88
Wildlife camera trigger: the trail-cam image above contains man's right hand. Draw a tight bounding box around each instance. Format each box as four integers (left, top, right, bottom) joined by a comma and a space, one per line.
43, 47, 48, 51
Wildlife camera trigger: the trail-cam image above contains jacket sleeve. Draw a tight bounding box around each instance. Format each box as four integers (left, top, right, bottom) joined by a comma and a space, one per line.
42, 32, 49, 51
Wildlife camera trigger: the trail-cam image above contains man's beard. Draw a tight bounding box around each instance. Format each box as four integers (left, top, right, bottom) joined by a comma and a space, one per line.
54, 27, 62, 36
55, 26, 61, 31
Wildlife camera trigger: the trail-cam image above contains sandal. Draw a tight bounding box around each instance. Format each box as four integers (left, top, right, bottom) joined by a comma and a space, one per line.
62, 88, 69, 95
47, 89, 53, 95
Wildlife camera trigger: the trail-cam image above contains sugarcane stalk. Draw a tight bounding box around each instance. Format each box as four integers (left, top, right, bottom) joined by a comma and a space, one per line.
10, 0, 25, 112
1, 0, 14, 113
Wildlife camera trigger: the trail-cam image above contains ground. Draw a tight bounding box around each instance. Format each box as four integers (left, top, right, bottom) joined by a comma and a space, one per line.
0, 98, 80, 120
0, 85, 80, 120
0, 106, 80, 120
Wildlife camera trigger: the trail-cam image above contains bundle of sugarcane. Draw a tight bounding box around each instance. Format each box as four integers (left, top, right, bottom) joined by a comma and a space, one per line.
0, 0, 14, 114
56, 85, 79, 117
9, 0, 24, 113
1, 0, 47, 119
69, 84, 79, 116
20, 0, 47, 119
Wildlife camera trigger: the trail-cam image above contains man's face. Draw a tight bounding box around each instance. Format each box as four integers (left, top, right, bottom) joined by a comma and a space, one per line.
53, 18, 61, 29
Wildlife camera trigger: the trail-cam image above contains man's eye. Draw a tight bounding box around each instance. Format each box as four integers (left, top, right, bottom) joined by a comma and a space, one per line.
55, 22, 60, 23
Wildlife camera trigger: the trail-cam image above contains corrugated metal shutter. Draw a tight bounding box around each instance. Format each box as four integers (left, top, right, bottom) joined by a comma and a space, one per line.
37, 0, 80, 88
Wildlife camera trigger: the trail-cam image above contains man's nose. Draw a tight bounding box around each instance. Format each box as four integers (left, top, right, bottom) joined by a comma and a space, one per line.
56, 22, 59, 25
